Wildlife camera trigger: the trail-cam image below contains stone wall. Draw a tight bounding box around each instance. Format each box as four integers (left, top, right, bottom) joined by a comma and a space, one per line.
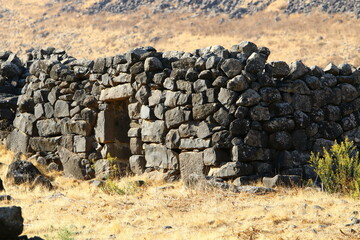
5, 42, 360, 183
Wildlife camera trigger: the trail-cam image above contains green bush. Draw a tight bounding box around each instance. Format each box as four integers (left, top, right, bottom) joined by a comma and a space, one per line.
310, 138, 360, 198
44, 225, 77, 240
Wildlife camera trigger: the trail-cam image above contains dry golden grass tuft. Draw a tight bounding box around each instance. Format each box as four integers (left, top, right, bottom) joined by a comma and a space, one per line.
0, 0, 359, 67
0, 146, 360, 239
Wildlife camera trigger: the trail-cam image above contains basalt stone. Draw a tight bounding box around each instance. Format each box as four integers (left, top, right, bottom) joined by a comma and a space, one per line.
323, 105, 341, 122
234, 106, 249, 119
324, 63, 339, 75
13, 113, 37, 136
130, 138, 143, 155
304, 76, 321, 90
259, 87, 281, 103
0, 206, 24, 239
99, 83, 135, 102
6, 160, 41, 184
340, 83, 358, 102
203, 148, 230, 166
318, 121, 343, 140
179, 122, 198, 138
263, 175, 301, 188
205, 56, 222, 70
232, 145, 270, 162
229, 119, 250, 136
212, 162, 253, 179
179, 138, 211, 150
6, 129, 29, 154
141, 120, 166, 143
54, 100, 70, 118
313, 138, 334, 155
193, 103, 218, 120
236, 89, 261, 107
93, 58, 106, 73
269, 131, 292, 150
193, 79, 211, 93
172, 57, 197, 70
165, 129, 181, 149
245, 53, 265, 74
291, 94, 311, 112
263, 118, 295, 132
293, 111, 311, 128
29, 137, 61, 152
144, 57, 163, 72
144, 144, 178, 170
58, 147, 91, 180
218, 88, 238, 107
286, 60, 309, 80
129, 155, 146, 175
165, 107, 190, 128
220, 58, 243, 78
249, 106, 270, 121
37, 119, 61, 137
135, 85, 150, 105
270, 61, 290, 78
213, 107, 234, 127
244, 130, 267, 147
227, 75, 248, 92
74, 135, 93, 153
130, 62, 144, 74
212, 76, 228, 87
231, 41, 258, 58
321, 74, 337, 87
179, 151, 207, 185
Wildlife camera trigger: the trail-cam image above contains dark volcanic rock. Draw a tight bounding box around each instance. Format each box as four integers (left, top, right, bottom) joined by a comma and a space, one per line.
0, 206, 24, 239
6, 160, 41, 184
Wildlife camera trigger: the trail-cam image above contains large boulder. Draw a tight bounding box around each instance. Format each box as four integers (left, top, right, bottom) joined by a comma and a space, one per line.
6, 160, 41, 184
0, 206, 23, 240
58, 147, 93, 180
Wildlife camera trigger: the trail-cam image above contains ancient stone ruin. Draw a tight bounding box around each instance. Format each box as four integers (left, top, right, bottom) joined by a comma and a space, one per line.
2, 41, 360, 184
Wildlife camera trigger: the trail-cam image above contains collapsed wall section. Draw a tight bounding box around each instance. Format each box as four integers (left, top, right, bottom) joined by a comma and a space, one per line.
5, 42, 360, 183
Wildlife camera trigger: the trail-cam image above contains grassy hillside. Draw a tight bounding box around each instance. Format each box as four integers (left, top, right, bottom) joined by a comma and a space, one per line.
1, 0, 359, 67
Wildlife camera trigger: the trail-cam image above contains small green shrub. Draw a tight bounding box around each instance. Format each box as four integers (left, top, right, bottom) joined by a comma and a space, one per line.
44, 225, 77, 240
310, 138, 360, 198
99, 180, 142, 196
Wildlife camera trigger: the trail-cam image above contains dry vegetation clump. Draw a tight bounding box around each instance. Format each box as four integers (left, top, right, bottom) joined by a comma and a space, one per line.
0, 146, 359, 239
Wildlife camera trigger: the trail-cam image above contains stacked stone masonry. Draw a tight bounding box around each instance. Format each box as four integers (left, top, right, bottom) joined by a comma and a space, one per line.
4, 42, 360, 183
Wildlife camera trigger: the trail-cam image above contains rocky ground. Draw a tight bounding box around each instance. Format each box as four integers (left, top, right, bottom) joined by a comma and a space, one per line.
0, 145, 359, 240
57, 0, 360, 18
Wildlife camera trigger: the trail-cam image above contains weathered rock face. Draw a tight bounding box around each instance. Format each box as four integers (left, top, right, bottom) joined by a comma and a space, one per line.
0, 206, 24, 239
6, 160, 41, 184
4, 41, 360, 183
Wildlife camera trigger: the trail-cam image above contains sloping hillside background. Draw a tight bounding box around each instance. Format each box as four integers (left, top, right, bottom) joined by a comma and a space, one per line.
1, 0, 359, 66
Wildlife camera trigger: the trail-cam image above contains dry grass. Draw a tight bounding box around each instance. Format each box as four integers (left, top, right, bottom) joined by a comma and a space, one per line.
0, 1, 359, 67
0, 145, 359, 239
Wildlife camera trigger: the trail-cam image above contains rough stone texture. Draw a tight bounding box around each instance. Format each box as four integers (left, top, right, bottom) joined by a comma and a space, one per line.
58, 147, 90, 180
129, 155, 146, 175
212, 162, 254, 179
99, 83, 134, 102
6, 160, 41, 184
0, 206, 24, 239
144, 144, 178, 170
5, 42, 360, 183
263, 175, 302, 188
179, 152, 207, 185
